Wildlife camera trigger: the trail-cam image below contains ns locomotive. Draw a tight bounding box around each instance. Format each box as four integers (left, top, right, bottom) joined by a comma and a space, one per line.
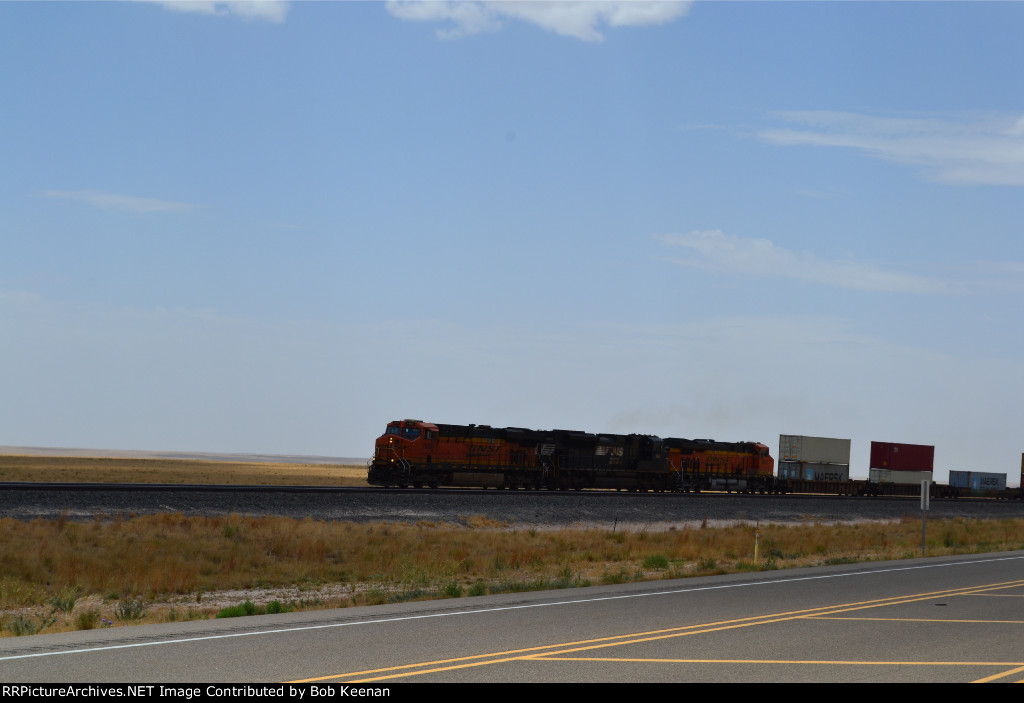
367, 419, 776, 493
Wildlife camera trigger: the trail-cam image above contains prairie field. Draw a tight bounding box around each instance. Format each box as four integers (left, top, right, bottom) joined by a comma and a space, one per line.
2, 454, 1023, 638
0, 454, 368, 486
1, 511, 1023, 637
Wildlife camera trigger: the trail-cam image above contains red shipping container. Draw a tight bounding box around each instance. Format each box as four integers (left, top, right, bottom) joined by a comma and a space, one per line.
870, 441, 934, 471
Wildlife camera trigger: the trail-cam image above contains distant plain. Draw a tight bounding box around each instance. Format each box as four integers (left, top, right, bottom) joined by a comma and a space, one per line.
0, 450, 368, 486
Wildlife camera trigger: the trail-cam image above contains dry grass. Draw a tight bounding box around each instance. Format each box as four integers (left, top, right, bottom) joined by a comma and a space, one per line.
2, 513, 1022, 637
0, 455, 368, 486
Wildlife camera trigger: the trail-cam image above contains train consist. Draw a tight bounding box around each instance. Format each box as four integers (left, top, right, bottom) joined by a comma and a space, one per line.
367, 419, 1024, 500
368, 419, 774, 492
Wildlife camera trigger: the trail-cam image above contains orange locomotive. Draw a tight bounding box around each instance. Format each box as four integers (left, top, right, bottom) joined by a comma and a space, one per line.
367, 419, 775, 492
664, 437, 775, 493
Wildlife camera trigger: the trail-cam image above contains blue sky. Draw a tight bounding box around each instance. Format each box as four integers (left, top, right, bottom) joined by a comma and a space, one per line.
2, 1, 1022, 482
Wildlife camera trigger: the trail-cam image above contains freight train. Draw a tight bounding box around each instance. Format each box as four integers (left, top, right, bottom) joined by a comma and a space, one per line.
368, 419, 774, 492
367, 419, 1024, 500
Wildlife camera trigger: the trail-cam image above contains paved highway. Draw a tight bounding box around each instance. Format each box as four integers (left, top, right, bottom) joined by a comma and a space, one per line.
3, 551, 1023, 683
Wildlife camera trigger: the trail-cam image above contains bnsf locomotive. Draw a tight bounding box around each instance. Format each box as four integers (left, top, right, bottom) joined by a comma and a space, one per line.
367, 419, 776, 493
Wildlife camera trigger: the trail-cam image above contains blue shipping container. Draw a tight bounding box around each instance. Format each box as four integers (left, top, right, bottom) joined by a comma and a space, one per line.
949, 471, 1007, 491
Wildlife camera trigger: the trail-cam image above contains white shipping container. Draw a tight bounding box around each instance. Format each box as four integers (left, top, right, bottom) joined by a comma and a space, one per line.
870, 468, 934, 485
779, 461, 850, 482
779, 435, 851, 465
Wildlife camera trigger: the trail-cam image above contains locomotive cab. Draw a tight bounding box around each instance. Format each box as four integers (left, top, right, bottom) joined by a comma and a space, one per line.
754, 443, 774, 474
375, 419, 438, 461
368, 419, 441, 488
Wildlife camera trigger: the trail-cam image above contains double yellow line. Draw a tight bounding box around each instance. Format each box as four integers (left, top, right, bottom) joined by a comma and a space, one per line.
291, 578, 1024, 683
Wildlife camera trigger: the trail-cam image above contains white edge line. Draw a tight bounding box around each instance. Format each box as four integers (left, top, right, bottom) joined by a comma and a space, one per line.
2, 555, 1023, 662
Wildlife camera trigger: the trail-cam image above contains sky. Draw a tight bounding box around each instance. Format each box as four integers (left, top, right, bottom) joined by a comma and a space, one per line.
2, 1, 1022, 482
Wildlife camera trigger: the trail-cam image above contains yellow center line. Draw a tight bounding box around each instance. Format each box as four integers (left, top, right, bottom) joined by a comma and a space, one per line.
510, 580, 1024, 664
292, 588, 969, 683
973, 665, 1024, 684
295, 578, 1024, 683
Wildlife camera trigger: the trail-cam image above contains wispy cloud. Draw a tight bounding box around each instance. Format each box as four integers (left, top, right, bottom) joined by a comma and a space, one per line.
759, 111, 1024, 187
141, 1, 290, 23
385, 0, 692, 41
40, 190, 201, 213
660, 229, 947, 294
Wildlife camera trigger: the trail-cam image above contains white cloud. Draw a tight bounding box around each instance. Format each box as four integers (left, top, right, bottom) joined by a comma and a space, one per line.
40, 190, 201, 213
385, 0, 692, 41
143, 1, 290, 23
759, 111, 1024, 187
660, 229, 947, 294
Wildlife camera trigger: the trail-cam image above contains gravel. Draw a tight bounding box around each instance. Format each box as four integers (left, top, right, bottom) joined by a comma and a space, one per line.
3, 486, 1023, 528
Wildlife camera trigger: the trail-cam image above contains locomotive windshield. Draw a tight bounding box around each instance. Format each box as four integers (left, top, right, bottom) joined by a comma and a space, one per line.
401, 427, 421, 440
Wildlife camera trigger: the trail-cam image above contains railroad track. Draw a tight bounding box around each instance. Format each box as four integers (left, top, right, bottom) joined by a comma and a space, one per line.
3, 482, 1023, 527
0, 481, 987, 500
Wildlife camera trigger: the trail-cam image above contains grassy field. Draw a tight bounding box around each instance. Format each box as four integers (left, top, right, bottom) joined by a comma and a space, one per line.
2, 511, 1023, 637
2, 454, 1023, 638
0, 454, 369, 486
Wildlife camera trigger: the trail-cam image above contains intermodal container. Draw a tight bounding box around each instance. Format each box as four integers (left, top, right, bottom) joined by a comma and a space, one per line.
778, 461, 850, 482
778, 435, 851, 465
869, 441, 934, 472
870, 468, 934, 485
948, 471, 1007, 491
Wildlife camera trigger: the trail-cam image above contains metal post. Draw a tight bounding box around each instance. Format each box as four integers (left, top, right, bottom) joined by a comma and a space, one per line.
921, 480, 930, 557
754, 520, 760, 562
922, 509, 926, 557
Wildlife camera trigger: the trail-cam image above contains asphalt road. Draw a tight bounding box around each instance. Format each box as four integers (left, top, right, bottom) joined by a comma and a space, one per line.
3, 551, 1023, 683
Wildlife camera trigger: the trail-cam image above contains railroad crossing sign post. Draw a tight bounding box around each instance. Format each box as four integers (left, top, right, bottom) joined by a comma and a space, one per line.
921, 480, 930, 557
